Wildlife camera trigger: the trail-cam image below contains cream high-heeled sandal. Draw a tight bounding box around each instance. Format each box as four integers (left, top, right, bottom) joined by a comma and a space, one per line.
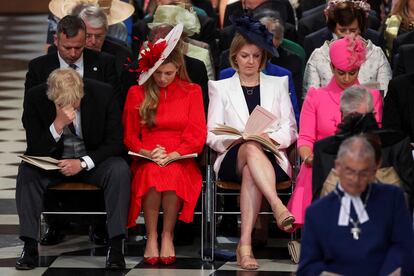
236, 245, 259, 270
273, 205, 295, 232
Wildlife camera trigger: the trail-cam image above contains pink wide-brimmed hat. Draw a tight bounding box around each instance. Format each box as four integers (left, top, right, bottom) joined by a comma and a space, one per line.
329, 35, 367, 72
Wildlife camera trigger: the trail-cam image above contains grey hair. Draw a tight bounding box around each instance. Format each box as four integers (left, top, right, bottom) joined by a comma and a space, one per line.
74, 4, 108, 30
336, 135, 375, 165
340, 86, 374, 117
259, 17, 284, 39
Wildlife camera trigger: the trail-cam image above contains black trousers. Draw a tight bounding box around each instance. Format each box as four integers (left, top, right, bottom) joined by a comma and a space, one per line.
16, 157, 131, 240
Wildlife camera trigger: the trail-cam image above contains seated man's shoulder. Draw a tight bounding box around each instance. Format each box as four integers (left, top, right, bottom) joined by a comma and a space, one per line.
84, 78, 113, 98
84, 48, 115, 62
25, 83, 48, 99
29, 51, 57, 66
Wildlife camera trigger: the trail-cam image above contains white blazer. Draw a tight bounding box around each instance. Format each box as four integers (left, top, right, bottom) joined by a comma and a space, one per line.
206, 72, 298, 178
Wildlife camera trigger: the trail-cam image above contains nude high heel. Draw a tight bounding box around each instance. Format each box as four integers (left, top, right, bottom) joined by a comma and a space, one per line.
273, 204, 295, 232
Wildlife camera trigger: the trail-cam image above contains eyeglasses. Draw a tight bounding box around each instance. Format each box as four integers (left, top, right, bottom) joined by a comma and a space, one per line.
86, 33, 105, 42
342, 167, 376, 180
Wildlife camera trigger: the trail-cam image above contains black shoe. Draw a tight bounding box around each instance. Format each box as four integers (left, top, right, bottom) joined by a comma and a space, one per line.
15, 248, 38, 270
40, 226, 65, 246
105, 246, 125, 270
89, 225, 108, 246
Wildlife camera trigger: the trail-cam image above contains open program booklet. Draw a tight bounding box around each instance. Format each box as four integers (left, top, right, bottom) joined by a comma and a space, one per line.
18, 155, 59, 170
128, 151, 198, 166
212, 105, 281, 159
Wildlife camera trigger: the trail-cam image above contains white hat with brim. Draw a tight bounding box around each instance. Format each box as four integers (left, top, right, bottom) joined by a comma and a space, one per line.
138, 23, 184, 86
49, 0, 135, 25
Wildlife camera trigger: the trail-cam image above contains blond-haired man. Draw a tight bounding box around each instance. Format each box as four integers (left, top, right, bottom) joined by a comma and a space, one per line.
16, 68, 130, 270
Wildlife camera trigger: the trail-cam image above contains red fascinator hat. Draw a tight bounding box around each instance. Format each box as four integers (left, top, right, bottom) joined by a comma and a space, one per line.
137, 23, 183, 85
329, 35, 366, 72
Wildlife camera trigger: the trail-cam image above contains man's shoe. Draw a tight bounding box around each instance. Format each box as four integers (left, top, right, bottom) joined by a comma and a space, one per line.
89, 225, 108, 245
105, 246, 126, 270
40, 226, 65, 246
15, 249, 38, 270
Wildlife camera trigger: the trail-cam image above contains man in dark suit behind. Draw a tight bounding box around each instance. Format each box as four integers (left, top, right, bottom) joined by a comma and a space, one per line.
15, 69, 130, 270
25, 15, 119, 103
383, 72, 414, 142
393, 44, 414, 77
26, 15, 120, 246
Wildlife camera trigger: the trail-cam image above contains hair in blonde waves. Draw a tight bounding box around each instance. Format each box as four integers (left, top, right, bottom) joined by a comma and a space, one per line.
140, 42, 190, 128
47, 68, 84, 106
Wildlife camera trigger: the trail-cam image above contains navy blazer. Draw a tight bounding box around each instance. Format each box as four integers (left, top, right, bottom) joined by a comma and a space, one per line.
219, 62, 300, 124
298, 183, 414, 275
22, 79, 124, 165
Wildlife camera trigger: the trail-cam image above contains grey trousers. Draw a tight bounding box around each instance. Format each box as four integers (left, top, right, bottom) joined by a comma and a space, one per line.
16, 156, 131, 240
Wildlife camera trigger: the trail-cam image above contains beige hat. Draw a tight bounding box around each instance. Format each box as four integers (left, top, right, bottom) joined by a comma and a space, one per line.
148, 5, 200, 36
138, 23, 184, 85
49, 0, 135, 25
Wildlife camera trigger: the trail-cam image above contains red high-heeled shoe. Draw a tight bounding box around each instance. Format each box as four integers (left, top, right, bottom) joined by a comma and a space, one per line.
144, 256, 160, 265
159, 256, 176, 265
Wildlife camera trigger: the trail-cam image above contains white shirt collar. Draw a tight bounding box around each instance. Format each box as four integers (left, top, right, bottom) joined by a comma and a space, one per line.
57, 52, 84, 77
337, 182, 369, 226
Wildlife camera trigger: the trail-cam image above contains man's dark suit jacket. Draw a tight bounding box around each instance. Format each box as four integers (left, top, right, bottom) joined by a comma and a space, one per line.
303, 27, 383, 58
131, 13, 218, 65
223, 0, 295, 28
383, 72, 414, 142
101, 39, 131, 77
185, 56, 209, 113
394, 44, 414, 77
312, 131, 414, 209
301, 0, 325, 13
26, 48, 120, 106
391, 30, 414, 60
26, 48, 118, 92
23, 79, 124, 165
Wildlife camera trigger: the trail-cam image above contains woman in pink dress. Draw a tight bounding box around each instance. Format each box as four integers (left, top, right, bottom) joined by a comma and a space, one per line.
287, 35, 383, 228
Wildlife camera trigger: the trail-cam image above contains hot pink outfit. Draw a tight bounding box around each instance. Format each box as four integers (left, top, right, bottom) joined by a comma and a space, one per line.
287, 78, 383, 227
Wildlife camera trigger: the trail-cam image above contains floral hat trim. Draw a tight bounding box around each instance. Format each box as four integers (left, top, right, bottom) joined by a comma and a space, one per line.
138, 40, 168, 73
324, 0, 371, 17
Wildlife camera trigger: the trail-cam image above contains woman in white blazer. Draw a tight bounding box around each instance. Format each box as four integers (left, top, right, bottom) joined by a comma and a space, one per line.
206, 15, 298, 270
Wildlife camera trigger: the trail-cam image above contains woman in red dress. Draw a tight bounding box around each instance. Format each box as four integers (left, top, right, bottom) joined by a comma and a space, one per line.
123, 24, 207, 265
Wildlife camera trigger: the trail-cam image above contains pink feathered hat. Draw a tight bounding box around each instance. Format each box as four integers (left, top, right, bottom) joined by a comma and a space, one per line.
329, 35, 366, 72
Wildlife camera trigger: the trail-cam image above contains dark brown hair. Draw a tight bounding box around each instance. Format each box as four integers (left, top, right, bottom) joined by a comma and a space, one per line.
326, 2, 367, 33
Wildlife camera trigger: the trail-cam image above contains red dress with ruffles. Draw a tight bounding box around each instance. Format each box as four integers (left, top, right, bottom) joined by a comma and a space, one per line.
123, 78, 207, 228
